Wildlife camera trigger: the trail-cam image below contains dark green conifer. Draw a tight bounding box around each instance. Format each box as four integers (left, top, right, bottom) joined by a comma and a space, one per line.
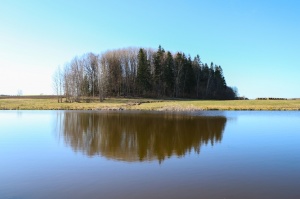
137, 48, 152, 95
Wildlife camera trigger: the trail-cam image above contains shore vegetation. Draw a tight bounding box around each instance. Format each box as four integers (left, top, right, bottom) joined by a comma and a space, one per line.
1, 97, 300, 111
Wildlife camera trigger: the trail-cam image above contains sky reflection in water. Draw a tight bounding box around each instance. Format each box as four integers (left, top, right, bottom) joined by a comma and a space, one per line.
0, 111, 299, 199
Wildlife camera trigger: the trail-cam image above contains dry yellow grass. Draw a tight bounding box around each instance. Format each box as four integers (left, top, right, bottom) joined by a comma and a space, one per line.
1, 97, 300, 111
138, 100, 300, 111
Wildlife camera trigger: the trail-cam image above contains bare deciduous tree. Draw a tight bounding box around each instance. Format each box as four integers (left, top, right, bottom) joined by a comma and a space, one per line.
53, 66, 64, 103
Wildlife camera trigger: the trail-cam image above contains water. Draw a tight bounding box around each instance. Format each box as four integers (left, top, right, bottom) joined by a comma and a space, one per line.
0, 110, 299, 199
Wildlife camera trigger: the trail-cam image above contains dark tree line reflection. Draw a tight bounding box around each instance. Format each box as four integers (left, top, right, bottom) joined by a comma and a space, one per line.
57, 111, 227, 163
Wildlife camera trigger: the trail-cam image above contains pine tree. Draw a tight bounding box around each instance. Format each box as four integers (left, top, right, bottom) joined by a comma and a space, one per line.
174, 52, 185, 97
192, 55, 202, 98
153, 45, 165, 96
137, 48, 152, 95
164, 51, 175, 96
183, 56, 196, 96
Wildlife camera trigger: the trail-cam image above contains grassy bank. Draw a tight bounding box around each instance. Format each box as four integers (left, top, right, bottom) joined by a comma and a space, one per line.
1, 97, 300, 111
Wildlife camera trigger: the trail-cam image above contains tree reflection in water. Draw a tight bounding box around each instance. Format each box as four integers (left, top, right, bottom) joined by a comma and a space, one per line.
57, 111, 227, 163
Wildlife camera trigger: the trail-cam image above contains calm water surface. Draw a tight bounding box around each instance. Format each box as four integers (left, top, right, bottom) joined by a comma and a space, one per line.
0, 110, 299, 199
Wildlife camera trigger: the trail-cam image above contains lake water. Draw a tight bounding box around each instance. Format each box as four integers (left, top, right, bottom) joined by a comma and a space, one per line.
0, 110, 300, 199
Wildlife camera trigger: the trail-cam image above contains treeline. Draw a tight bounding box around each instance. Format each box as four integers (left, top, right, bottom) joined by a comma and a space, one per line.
256, 98, 287, 100
53, 46, 236, 102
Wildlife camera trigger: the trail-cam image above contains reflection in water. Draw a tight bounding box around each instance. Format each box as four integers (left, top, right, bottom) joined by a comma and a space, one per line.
57, 111, 227, 162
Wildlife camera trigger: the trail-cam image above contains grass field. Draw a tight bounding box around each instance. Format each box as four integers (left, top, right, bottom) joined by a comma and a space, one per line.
1, 96, 300, 111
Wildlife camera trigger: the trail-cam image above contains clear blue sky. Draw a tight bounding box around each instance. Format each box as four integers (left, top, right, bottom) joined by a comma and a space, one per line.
1, 0, 299, 98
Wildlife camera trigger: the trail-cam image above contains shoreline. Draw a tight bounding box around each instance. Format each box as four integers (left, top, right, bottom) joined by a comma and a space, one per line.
1, 97, 300, 111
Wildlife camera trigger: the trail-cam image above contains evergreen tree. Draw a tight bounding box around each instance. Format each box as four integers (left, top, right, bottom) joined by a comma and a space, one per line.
214, 65, 226, 98
174, 52, 185, 97
153, 45, 165, 96
183, 56, 196, 96
164, 51, 175, 96
137, 48, 152, 95
205, 62, 215, 98
192, 55, 202, 98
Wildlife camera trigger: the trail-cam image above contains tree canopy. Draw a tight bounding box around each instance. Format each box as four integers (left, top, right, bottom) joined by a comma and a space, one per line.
54, 46, 236, 102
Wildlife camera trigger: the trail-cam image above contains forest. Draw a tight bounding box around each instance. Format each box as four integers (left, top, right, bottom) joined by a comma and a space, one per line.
53, 46, 236, 102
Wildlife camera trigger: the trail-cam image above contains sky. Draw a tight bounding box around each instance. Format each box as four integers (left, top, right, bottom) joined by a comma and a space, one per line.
0, 0, 299, 99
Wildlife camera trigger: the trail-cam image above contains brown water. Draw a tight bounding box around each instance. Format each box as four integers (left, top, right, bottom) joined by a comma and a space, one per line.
0, 111, 300, 199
